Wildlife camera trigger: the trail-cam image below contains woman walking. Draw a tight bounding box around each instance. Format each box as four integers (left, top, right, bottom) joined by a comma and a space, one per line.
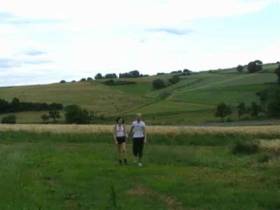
113, 117, 128, 165
129, 113, 147, 167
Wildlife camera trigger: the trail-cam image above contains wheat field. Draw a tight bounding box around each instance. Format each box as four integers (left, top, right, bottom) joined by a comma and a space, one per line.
1, 124, 280, 136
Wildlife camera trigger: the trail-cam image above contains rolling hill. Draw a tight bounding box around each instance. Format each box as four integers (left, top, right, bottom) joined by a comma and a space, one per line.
0, 63, 279, 124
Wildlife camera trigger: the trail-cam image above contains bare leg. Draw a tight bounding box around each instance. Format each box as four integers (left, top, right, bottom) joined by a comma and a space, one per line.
122, 143, 127, 164
117, 144, 122, 164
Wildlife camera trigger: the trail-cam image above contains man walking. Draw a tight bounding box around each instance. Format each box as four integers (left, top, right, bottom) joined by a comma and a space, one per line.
130, 113, 147, 167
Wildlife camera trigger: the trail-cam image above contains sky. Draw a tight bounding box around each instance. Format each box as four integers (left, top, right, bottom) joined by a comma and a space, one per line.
0, 0, 280, 86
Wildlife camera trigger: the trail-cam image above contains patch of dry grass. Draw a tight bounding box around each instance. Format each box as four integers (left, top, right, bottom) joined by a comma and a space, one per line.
127, 185, 185, 210
259, 139, 280, 153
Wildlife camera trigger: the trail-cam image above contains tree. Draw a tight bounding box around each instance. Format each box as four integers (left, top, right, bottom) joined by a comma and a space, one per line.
119, 70, 141, 78
256, 89, 269, 111
168, 75, 180, 85
237, 102, 247, 119
275, 64, 280, 84
152, 79, 166, 90
183, 69, 192, 75
0, 98, 63, 114
80, 78, 86, 82
49, 110, 60, 123
41, 114, 50, 123
215, 103, 232, 121
257, 86, 280, 117
105, 73, 117, 79
95, 73, 103, 80
129, 70, 140, 78
0, 99, 9, 113
64, 105, 91, 124
247, 60, 263, 73
250, 102, 262, 117
1, 115, 16, 124
60, 80, 66, 83
157, 72, 165, 76
237, 65, 244, 73
11, 98, 20, 112
266, 87, 280, 117
171, 70, 183, 74
87, 77, 93, 81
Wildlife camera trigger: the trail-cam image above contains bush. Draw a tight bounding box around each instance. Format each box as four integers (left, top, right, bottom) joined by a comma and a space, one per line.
237, 65, 244, 72
171, 70, 182, 74
250, 102, 262, 117
152, 79, 166, 90
247, 60, 263, 73
257, 86, 280, 117
49, 110, 61, 123
104, 73, 117, 79
183, 69, 192, 75
267, 94, 280, 117
232, 141, 259, 155
275, 64, 280, 84
64, 105, 91, 124
102, 80, 136, 86
215, 103, 232, 121
157, 72, 165, 76
41, 114, 49, 123
95, 73, 103, 80
168, 75, 180, 85
1, 115, 16, 124
119, 70, 141, 78
237, 102, 247, 119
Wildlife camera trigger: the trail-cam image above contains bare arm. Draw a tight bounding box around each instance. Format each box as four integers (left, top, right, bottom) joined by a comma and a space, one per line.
112, 125, 117, 144
124, 125, 128, 138
129, 125, 134, 138
144, 126, 147, 143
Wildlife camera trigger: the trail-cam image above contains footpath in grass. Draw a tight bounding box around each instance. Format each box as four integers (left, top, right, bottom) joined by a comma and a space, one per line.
0, 132, 279, 210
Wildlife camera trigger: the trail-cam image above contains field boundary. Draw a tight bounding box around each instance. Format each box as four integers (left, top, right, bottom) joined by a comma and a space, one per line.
1, 124, 280, 136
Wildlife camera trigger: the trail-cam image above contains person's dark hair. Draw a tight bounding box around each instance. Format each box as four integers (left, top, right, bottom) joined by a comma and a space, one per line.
116, 117, 125, 124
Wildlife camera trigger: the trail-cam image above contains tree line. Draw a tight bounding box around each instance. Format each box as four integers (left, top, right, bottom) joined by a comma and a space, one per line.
1, 103, 98, 124
60, 68, 193, 84
40, 105, 95, 124
95, 70, 148, 80
0, 98, 63, 114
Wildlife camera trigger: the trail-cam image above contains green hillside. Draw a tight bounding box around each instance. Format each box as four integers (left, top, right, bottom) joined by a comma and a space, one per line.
0, 63, 278, 124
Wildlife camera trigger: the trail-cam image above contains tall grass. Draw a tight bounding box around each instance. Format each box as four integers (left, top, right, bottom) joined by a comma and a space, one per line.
1, 124, 280, 137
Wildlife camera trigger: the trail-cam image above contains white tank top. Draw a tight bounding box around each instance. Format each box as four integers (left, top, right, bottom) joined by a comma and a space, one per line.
115, 125, 126, 137
132, 120, 145, 138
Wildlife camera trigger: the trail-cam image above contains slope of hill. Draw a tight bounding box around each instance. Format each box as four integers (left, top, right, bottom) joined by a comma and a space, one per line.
0, 63, 278, 124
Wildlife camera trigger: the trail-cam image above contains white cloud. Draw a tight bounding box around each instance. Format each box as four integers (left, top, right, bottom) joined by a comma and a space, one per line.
0, 0, 279, 86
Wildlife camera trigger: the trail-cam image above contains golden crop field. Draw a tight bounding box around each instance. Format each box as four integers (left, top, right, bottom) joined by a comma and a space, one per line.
1, 124, 280, 136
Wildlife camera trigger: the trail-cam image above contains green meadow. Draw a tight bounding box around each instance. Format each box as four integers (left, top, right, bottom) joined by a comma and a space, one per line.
0, 131, 279, 210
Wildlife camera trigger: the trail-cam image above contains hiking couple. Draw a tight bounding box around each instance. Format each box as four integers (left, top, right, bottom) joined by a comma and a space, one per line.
113, 113, 146, 167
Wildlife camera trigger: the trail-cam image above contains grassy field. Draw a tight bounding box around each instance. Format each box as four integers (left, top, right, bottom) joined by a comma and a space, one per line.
0, 126, 279, 210
0, 63, 278, 124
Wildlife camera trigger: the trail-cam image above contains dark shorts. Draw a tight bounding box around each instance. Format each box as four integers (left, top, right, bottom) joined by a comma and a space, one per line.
133, 137, 145, 158
116, 137, 126, 144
